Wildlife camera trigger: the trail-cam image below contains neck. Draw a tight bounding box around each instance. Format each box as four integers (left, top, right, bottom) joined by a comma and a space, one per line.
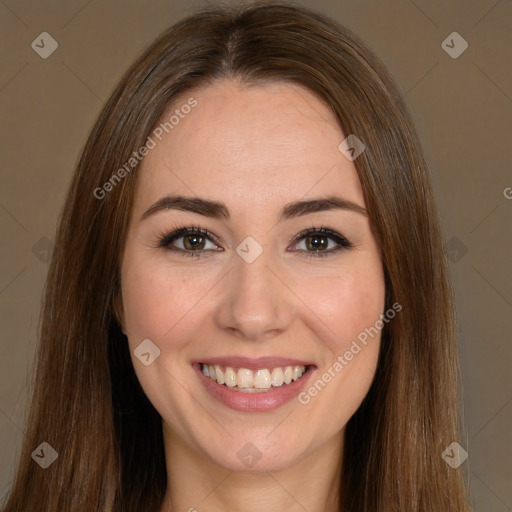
159, 425, 343, 512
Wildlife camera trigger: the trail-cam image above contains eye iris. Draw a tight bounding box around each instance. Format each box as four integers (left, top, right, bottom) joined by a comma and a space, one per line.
306, 234, 328, 251
183, 234, 205, 250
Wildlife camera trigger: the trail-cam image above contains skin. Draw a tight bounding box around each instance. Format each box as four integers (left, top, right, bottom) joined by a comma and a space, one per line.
116, 79, 385, 512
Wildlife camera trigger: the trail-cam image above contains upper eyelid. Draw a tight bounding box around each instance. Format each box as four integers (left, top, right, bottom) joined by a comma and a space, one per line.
161, 226, 220, 243
290, 227, 350, 241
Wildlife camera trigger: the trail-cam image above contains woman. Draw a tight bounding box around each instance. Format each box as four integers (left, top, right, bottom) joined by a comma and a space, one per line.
2, 1, 470, 511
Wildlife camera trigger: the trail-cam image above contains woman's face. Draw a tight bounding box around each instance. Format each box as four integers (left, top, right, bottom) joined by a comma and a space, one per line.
118, 79, 385, 473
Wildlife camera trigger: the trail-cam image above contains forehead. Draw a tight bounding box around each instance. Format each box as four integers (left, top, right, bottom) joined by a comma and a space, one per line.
132, 79, 365, 215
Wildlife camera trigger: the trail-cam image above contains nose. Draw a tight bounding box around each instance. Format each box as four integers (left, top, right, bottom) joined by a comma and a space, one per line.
213, 246, 294, 341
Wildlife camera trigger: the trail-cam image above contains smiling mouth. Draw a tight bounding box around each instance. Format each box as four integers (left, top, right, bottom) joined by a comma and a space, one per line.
200, 363, 309, 393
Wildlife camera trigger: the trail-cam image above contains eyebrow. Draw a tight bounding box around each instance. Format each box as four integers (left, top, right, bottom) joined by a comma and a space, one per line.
140, 194, 367, 221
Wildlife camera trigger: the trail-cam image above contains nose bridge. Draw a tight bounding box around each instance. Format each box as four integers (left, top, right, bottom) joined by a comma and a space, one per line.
213, 242, 293, 341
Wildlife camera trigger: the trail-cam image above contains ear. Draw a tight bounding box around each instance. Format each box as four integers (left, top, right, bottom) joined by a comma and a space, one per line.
113, 289, 126, 335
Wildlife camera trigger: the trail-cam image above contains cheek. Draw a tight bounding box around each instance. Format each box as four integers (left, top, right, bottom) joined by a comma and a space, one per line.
119, 256, 209, 420
293, 258, 384, 416
120, 253, 213, 344
294, 261, 385, 430
121, 265, 170, 340
297, 262, 386, 351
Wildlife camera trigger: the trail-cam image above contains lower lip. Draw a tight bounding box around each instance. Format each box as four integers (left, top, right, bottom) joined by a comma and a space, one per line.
193, 363, 314, 412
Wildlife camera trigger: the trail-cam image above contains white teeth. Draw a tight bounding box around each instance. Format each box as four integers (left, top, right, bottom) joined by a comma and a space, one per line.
224, 367, 237, 388
237, 368, 253, 388
292, 365, 302, 381
271, 367, 284, 386
253, 369, 272, 389
200, 364, 307, 391
215, 365, 225, 385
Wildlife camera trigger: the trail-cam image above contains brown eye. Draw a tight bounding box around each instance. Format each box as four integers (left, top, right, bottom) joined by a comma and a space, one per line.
290, 227, 353, 257
304, 234, 329, 251
159, 227, 222, 256
182, 234, 206, 250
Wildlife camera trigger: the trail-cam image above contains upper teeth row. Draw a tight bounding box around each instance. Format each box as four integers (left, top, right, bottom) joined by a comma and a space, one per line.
201, 364, 306, 389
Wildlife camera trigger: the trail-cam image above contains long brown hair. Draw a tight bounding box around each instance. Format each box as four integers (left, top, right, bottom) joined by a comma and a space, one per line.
2, 2, 469, 510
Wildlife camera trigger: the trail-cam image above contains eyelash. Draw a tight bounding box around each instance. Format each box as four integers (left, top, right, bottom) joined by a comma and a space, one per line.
156, 223, 353, 259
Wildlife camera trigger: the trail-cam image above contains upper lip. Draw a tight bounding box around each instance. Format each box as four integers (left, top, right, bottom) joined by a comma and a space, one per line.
194, 356, 316, 370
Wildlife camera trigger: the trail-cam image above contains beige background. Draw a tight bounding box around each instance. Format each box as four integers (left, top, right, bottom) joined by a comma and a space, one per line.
0, 0, 511, 509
